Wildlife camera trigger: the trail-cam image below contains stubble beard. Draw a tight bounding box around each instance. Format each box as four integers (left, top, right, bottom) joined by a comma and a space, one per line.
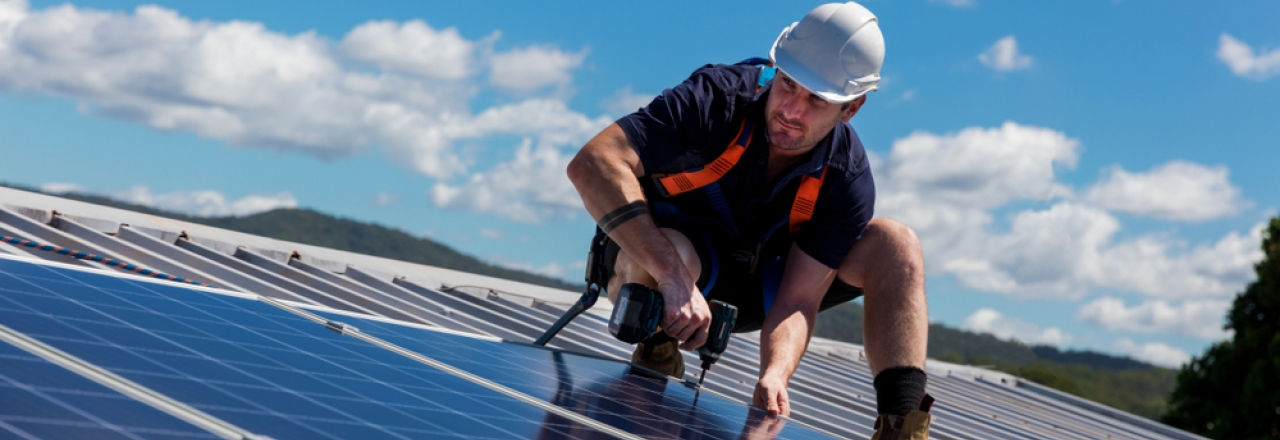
766, 113, 823, 153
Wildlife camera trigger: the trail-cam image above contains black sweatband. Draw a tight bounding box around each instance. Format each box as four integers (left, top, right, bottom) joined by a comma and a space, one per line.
599, 202, 649, 233
873, 366, 928, 416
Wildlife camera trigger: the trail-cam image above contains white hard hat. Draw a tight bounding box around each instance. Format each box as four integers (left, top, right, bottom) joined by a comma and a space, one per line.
769, 2, 885, 103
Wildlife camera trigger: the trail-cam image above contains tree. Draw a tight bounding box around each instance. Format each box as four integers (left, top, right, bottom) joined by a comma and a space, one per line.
1163, 217, 1280, 439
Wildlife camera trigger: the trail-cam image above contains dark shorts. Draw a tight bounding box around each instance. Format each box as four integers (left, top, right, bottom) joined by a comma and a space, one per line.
601, 224, 863, 333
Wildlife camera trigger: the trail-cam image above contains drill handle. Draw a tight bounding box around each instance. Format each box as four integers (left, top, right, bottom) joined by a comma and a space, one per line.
697, 300, 738, 361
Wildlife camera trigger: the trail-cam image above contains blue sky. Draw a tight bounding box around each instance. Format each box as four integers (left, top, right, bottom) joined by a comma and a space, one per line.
2, 0, 1278, 367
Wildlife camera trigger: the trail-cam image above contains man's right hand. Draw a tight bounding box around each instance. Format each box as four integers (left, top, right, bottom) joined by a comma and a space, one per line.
657, 279, 712, 351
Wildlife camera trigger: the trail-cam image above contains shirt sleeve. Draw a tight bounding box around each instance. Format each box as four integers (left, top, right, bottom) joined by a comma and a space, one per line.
794, 164, 876, 269
616, 64, 754, 175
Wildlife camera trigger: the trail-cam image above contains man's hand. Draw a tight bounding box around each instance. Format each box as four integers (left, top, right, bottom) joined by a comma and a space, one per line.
752, 374, 791, 416
657, 279, 711, 351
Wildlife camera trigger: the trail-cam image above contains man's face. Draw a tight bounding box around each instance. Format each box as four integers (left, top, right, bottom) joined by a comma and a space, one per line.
764, 72, 863, 153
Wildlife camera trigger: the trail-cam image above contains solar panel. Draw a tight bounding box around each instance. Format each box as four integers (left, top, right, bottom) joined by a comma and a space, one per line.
307, 309, 838, 440
0, 338, 216, 439
0, 257, 613, 439
0, 256, 841, 439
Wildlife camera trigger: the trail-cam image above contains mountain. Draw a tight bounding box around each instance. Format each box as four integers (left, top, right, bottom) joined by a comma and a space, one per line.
2, 184, 583, 292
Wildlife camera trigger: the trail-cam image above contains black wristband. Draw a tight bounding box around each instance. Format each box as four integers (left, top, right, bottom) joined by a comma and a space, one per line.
599, 202, 649, 233
873, 366, 928, 416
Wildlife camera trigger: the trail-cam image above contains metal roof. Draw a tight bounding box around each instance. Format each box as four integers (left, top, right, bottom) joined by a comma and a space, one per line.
0, 186, 1208, 439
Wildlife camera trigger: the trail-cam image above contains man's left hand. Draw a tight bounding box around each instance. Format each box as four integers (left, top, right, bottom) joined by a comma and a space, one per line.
752, 375, 791, 416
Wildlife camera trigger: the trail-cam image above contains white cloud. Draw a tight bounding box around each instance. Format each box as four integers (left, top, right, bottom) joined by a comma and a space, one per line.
338, 19, 480, 80
373, 192, 399, 207
1113, 338, 1191, 368
878, 121, 1078, 209
432, 138, 585, 223
488, 45, 587, 93
43, 183, 296, 217
961, 308, 1072, 346
479, 228, 502, 239
39, 182, 84, 194
600, 86, 655, 117
978, 36, 1032, 72
0, 1, 607, 189
1078, 297, 1232, 341
942, 203, 1118, 298
873, 122, 1264, 301
1084, 161, 1250, 221
1217, 33, 1280, 80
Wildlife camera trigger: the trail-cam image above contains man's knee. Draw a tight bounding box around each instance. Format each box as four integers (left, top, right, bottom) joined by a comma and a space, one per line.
841, 218, 924, 286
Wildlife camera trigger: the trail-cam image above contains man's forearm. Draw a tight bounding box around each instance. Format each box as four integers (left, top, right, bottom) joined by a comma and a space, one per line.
567, 124, 690, 288
758, 302, 817, 384
758, 245, 836, 383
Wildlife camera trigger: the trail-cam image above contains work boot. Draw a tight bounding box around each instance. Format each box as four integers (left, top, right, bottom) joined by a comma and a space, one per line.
870, 394, 933, 440
630, 337, 684, 378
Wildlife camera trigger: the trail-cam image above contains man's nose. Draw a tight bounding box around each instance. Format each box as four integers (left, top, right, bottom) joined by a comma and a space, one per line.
780, 93, 805, 119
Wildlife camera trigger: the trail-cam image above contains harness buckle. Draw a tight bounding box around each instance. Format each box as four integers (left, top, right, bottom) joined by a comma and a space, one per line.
650, 174, 674, 198
732, 242, 765, 274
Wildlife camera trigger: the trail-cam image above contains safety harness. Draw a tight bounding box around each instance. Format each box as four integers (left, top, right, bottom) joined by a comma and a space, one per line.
650, 60, 827, 235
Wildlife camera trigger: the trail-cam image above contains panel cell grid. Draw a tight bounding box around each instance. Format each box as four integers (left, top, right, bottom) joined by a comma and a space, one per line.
0, 339, 216, 439
0, 258, 606, 440
311, 310, 836, 440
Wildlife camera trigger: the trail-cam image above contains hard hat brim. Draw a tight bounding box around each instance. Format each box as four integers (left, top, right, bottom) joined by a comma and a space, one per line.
769, 26, 864, 104
762, 23, 875, 104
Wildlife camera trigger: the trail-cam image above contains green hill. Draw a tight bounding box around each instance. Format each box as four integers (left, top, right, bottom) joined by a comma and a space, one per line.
4, 184, 582, 291
814, 301, 1177, 420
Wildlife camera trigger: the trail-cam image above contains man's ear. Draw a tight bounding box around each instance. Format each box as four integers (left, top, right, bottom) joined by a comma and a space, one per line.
841, 95, 867, 123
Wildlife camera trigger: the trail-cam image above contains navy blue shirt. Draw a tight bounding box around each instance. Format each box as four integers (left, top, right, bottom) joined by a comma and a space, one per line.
617, 63, 875, 269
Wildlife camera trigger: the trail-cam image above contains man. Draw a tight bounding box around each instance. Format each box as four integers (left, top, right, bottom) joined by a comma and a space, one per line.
567, 2, 931, 438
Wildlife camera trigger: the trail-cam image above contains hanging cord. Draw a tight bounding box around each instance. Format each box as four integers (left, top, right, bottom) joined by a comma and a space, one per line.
1, 235, 215, 288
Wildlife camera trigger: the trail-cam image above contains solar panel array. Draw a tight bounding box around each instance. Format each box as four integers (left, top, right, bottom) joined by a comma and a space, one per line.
0, 187, 1210, 440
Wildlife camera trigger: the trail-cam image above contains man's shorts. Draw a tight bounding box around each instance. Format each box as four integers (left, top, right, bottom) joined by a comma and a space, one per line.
600, 223, 863, 332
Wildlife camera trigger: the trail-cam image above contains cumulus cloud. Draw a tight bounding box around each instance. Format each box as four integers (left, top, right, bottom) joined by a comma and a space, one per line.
600, 86, 655, 117
1084, 161, 1250, 221
961, 308, 1072, 346
488, 45, 587, 93
979, 36, 1032, 72
432, 138, 584, 223
1217, 33, 1280, 80
1113, 338, 1191, 368
0, 1, 606, 188
43, 183, 295, 217
338, 19, 480, 80
1078, 297, 1232, 341
878, 121, 1077, 209
479, 228, 502, 239
874, 122, 1263, 301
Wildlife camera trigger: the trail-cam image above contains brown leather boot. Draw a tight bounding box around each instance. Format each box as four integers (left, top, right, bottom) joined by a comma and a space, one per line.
871, 394, 933, 440
630, 337, 684, 378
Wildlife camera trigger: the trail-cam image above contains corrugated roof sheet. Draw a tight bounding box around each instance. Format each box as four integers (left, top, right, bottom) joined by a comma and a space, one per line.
0, 186, 1208, 439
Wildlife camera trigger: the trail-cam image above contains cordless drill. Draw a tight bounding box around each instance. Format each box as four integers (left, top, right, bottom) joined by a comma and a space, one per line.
609, 283, 738, 385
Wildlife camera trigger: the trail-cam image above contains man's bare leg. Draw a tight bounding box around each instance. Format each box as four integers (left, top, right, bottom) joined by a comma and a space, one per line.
837, 218, 928, 374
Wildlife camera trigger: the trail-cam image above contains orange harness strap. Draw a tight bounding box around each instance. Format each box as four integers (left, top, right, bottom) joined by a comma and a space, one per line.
789, 168, 827, 233
653, 118, 755, 197
649, 62, 826, 235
